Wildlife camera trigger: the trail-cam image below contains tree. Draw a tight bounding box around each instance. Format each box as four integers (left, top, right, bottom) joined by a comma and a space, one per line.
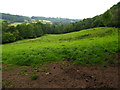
2, 32, 16, 43
102, 10, 112, 26
26, 24, 34, 38
34, 23, 43, 37
2, 22, 8, 32
7, 26, 16, 33
42, 23, 52, 34
16, 23, 27, 39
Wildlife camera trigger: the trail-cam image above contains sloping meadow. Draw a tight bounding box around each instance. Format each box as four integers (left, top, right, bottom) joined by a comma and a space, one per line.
2, 27, 119, 66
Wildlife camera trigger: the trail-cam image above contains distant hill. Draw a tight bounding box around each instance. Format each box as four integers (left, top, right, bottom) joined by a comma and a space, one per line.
31, 16, 80, 24
0, 13, 80, 24
0, 13, 31, 23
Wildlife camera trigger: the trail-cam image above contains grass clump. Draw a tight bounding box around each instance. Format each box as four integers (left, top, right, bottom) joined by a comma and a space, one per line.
3, 80, 12, 86
17, 68, 28, 75
40, 67, 49, 72
3, 64, 17, 71
29, 73, 39, 80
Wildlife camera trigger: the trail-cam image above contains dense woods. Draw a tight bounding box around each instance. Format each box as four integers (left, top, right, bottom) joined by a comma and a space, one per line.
2, 2, 120, 43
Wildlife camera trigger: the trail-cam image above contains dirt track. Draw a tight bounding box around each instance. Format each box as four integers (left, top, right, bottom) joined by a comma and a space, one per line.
2, 60, 120, 88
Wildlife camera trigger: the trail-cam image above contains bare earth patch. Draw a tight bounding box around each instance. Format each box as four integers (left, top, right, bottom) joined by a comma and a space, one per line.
2, 60, 119, 88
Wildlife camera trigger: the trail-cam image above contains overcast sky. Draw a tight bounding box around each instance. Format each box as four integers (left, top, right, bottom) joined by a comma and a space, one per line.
0, 0, 119, 19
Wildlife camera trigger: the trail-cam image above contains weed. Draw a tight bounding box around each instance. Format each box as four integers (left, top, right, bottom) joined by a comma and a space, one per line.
17, 68, 28, 75
29, 73, 38, 80
3, 64, 17, 71
3, 80, 12, 86
40, 67, 49, 72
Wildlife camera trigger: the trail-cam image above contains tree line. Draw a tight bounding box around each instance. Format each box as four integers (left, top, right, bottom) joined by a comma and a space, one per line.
2, 2, 120, 43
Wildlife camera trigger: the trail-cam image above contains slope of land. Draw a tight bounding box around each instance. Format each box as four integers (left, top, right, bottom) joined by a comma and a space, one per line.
2, 2, 120, 44
2, 2, 120, 88
2, 27, 120, 88
2, 27, 119, 66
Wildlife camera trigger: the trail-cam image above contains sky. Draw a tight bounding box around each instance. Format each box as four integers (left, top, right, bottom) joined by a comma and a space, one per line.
0, 0, 119, 19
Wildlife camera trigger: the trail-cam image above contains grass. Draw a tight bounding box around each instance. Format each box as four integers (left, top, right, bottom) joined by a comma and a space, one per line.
29, 73, 38, 80
8, 20, 52, 27
40, 67, 49, 72
2, 80, 12, 86
0, 19, 4, 22
17, 68, 28, 75
2, 27, 119, 66
2, 64, 18, 71
8, 22, 23, 27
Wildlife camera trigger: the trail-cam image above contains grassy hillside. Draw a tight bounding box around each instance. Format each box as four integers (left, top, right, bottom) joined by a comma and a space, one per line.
0, 13, 31, 23
2, 27, 119, 66
8, 22, 23, 27
8, 20, 52, 27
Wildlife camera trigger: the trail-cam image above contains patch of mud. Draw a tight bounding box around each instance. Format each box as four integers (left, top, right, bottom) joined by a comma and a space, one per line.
2, 60, 119, 88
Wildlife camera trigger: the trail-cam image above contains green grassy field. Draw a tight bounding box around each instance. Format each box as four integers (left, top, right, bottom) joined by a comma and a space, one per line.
0, 19, 4, 22
2, 27, 119, 66
8, 22, 23, 27
8, 20, 52, 27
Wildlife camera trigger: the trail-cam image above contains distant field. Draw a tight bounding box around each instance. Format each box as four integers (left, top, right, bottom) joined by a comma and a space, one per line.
2, 27, 119, 66
0, 19, 4, 22
9, 22, 23, 26
9, 20, 52, 26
